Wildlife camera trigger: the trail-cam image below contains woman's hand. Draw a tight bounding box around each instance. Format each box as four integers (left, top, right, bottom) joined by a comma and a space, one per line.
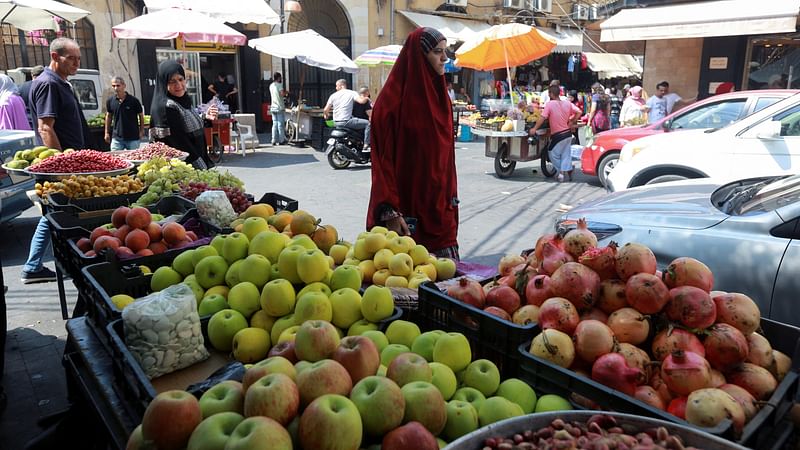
386, 216, 411, 236
206, 105, 219, 120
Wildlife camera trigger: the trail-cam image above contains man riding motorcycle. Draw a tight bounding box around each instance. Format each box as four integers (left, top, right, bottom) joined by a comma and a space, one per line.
323, 79, 371, 150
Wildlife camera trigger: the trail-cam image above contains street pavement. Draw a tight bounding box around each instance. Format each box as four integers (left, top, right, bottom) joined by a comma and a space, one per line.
0, 138, 607, 447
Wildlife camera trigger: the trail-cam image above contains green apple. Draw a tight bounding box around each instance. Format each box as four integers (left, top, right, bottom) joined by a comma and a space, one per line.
294, 320, 340, 362
191, 245, 219, 268
361, 330, 389, 354
297, 282, 332, 299
294, 291, 332, 324
243, 372, 299, 426
226, 416, 292, 450
408, 244, 431, 266
463, 359, 501, 397
443, 400, 479, 441
205, 285, 229, 300
260, 278, 296, 317
242, 217, 269, 241
194, 255, 229, 289
150, 266, 182, 292
294, 360, 312, 375
277, 244, 305, 284
411, 330, 445, 362
373, 248, 394, 270
183, 274, 205, 304
208, 309, 249, 352
478, 396, 524, 427
349, 376, 405, 436
238, 254, 271, 289
534, 394, 572, 413
225, 259, 245, 288
232, 327, 271, 363
433, 257, 457, 280
289, 234, 317, 250
363, 232, 387, 253
387, 352, 432, 387
243, 356, 297, 392
227, 281, 261, 318
249, 231, 289, 264
430, 362, 458, 400
187, 411, 244, 450
361, 285, 394, 322
348, 319, 378, 336
198, 380, 244, 418
277, 325, 300, 343
496, 378, 537, 414
433, 332, 472, 373
452, 387, 486, 413
329, 288, 363, 329
380, 344, 411, 367
222, 232, 250, 265
296, 248, 328, 284
270, 314, 296, 347
268, 264, 281, 281
437, 438, 447, 449
401, 381, 447, 435
329, 265, 363, 292
298, 394, 362, 450
388, 253, 414, 277
198, 293, 229, 317
342, 257, 361, 267
210, 235, 226, 255
172, 249, 196, 277
377, 364, 387, 377
385, 320, 421, 348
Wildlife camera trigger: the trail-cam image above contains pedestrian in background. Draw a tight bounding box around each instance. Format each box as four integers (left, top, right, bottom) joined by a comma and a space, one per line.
104, 76, 144, 150
645, 81, 669, 124
269, 72, 288, 146
529, 84, 581, 182
352, 85, 373, 121
18, 65, 43, 127
609, 86, 622, 129
620, 85, 646, 126
323, 79, 371, 151
0, 74, 31, 130
208, 72, 238, 109
661, 80, 695, 114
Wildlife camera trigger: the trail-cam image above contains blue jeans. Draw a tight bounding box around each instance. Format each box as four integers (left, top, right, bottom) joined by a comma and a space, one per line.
271, 110, 286, 144
610, 115, 620, 130
336, 118, 370, 148
23, 216, 51, 273
110, 138, 141, 150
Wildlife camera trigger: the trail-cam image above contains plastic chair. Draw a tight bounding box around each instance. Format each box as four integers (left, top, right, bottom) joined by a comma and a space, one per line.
231, 113, 258, 156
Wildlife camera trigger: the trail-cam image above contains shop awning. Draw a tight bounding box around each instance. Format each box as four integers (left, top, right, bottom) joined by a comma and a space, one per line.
144, 0, 279, 25
583, 52, 642, 79
549, 27, 583, 53
600, 0, 800, 42
398, 10, 491, 44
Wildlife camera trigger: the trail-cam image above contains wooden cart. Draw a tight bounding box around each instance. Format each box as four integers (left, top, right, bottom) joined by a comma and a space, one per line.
204, 117, 235, 164
473, 127, 556, 178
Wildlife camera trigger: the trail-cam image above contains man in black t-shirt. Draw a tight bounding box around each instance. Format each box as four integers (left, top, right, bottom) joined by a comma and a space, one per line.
208, 73, 238, 110
352, 86, 372, 121
104, 76, 144, 150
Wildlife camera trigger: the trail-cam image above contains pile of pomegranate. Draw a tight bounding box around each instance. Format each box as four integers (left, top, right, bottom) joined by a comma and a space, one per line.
448, 219, 793, 435
114, 142, 187, 161
28, 149, 130, 173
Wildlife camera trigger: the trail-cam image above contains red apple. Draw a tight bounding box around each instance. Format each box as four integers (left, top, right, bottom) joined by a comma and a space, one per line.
141, 389, 202, 450
483, 306, 511, 321
382, 421, 438, 450
299, 394, 362, 450
332, 335, 380, 384
244, 373, 299, 426
294, 320, 341, 362
296, 359, 353, 407
242, 356, 297, 393
387, 352, 432, 387
268, 340, 298, 363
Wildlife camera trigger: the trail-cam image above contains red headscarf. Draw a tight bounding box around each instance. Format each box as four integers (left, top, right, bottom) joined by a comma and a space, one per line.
367, 28, 458, 252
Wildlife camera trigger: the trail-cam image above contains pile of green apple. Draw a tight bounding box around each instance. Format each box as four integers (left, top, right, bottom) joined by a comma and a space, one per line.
125, 318, 573, 450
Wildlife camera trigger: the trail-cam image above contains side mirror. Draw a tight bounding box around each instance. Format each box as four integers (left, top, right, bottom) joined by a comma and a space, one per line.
662, 120, 672, 131
752, 120, 782, 139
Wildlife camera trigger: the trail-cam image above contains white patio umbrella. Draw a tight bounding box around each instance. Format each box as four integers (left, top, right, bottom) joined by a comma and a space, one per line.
112, 8, 247, 46
143, 0, 279, 25
248, 29, 359, 73
0, 0, 90, 31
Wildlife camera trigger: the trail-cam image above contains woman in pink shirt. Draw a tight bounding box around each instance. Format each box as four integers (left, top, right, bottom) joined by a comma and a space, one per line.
529, 85, 580, 181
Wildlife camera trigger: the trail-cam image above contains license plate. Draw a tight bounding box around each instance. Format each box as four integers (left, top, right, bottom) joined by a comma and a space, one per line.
326, 138, 335, 145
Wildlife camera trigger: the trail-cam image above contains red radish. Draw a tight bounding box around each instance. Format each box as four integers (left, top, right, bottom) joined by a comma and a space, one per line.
524, 274, 552, 306
727, 363, 778, 400
549, 262, 600, 309
652, 328, 705, 361
745, 332, 774, 368
712, 292, 761, 335
498, 254, 525, 277
607, 308, 649, 345
704, 323, 749, 372
667, 397, 688, 419
485, 285, 521, 315
617, 343, 651, 385
483, 306, 511, 321
719, 384, 758, 422
665, 286, 717, 329
614, 242, 657, 280
650, 372, 674, 405
539, 236, 573, 276
771, 350, 791, 381
708, 369, 726, 388
573, 320, 615, 364
625, 273, 670, 314
579, 308, 608, 323
591, 352, 642, 397
578, 241, 618, 280
562, 218, 598, 259
596, 279, 627, 314
447, 277, 486, 309
538, 297, 580, 334
662, 257, 714, 292
635, 386, 665, 410
661, 350, 712, 396
685, 388, 745, 433
529, 328, 575, 368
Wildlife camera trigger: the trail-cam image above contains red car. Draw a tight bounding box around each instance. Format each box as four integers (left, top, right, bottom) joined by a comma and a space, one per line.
581, 89, 797, 187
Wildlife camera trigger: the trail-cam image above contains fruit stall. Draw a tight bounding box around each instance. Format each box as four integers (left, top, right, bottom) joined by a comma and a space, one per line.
13, 143, 800, 449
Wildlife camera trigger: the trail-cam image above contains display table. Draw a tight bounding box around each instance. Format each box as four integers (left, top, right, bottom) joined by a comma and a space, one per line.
473, 127, 553, 178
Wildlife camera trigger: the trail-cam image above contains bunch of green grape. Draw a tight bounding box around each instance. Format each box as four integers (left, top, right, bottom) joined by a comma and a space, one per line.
133, 158, 245, 206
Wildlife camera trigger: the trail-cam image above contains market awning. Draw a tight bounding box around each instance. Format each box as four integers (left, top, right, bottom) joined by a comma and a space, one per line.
144, 0, 279, 25
549, 27, 583, 53
398, 10, 491, 44
583, 52, 643, 79
600, 0, 800, 42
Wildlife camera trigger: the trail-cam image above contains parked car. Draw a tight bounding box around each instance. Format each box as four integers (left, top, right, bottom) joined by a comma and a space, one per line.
557, 174, 800, 327
581, 90, 796, 187
606, 92, 800, 192
0, 130, 36, 223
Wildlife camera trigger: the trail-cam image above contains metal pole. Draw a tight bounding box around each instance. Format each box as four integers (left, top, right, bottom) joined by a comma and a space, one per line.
280, 0, 286, 87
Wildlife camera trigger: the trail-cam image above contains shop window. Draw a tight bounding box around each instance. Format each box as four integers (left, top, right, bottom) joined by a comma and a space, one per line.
0, 19, 98, 71
746, 35, 800, 90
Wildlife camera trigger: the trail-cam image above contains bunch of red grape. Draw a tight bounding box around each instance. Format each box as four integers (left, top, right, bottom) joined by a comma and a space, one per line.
179, 181, 252, 213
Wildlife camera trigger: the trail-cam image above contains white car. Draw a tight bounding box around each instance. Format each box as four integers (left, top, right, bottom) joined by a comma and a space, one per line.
607, 92, 800, 192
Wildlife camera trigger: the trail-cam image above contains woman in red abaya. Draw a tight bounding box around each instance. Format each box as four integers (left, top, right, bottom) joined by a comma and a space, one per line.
367, 27, 460, 260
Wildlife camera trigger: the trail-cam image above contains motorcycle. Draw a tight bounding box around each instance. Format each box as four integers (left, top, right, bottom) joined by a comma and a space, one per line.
325, 126, 370, 169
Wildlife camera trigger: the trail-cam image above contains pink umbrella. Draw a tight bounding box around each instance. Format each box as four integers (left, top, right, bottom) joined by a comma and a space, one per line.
112, 7, 246, 45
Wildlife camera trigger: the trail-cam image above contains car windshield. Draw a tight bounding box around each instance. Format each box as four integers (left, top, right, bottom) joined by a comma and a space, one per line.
720, 174, 800, 214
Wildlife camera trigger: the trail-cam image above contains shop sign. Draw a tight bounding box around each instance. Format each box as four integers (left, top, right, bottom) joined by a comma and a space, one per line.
709, 57, 728, 70
176, 37, 237, 53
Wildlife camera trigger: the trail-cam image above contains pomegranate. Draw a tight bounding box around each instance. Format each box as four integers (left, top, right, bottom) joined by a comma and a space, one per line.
635, 385, 665, 410
727, 363, 778, 400
573, 320, 615, 363
614, 242, 657, 281
607, 308, 650, 345
667, 397, 688, 419
483, 306, 511, 321
665, 286, 717, 329
497, 275, 515, 289
578, 241, 618, 280
661, 350, 712, 396
704, 323, 749, 372
651, 328, 705, 361
539, 236, 573, 276
524, 274, 552, 306
447, 277, 486, 309
534, 233, 561, 262
745, 332, 774, 368
537, 297, 579, 335
529, 329, 575, 368
712, 292, 761, 335
650, 372, 674, 405
708, 369, 726, 388
498, 254, 525, 277
549, 262, 601, 309
617, 343, 651, 385
562, 218, 598, 259
771, 350, 792, 381
485, 285, 521, 315
624, 273, 670, 314
591, 352, 642, 397
596, 279, 627, 314
719, 384, 758, 422
579, 308, 608, 323
685, 388, 745, 434
512, 305, 539, 325
662, 257, 714, 292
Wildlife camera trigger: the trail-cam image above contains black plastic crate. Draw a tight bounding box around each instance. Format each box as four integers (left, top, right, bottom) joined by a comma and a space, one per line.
517, 317, 800, 447
414, 281, 537, 378
200, 191, 299, 235
46, 190, 145, 216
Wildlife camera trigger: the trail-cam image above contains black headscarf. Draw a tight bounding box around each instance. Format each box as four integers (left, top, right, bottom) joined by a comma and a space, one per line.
150, 60, 191, 129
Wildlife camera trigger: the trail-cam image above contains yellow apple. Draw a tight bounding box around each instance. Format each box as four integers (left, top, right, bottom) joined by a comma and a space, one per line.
326, 255, 335, 269
348, 319, 379, 336
277, 244, 306, 284
385, 231, 399, 240
250, 310, 276, 332
260, 278, 296, 317
388, 253, 414, 277
342, 257, 361, 266
297, 248, 329, 284
205, 285, 230, 300
297, 282, 332, 299
329, 287, 363, 329
358, 260, 377, 282
364, 233, 388, 253
408, 244, 430, 266
294, 291, 333, 324
432, 257, 457, 280
277, 325, 300, 344
370, 226, 389, 235
400, 235, 417, 249
241, 217, 269, 241
249, 231, 289, 265
270, 313, 296, 346
408, 274, 431, 289
353, 238, 374, 261
361, 285, 395, 322
328, 243, 349, 265
232, 327, 271, 363
329, 265, 363, 292
385, 276, 409, 288
386, 237, 409, 254
289, 234, 318, 250
373, 248, 394, 270
372, 269, 391, 286
414, 263, 437, 281
357, 231, 371, 240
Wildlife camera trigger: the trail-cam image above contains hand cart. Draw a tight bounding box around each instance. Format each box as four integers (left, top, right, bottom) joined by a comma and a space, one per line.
473, 127, 556, 178
204, 117, 235, 164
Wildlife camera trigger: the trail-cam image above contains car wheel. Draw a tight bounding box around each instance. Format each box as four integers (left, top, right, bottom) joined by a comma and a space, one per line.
644, 173, 690, 185
597, 152, 619, 187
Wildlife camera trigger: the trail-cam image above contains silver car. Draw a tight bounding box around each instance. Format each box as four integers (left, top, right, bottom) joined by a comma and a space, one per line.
557, 175, 800, 327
